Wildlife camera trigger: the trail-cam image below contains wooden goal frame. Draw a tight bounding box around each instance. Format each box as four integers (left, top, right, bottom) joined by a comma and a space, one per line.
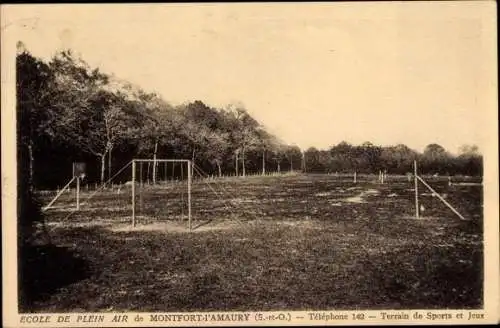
131, 159, 192, 230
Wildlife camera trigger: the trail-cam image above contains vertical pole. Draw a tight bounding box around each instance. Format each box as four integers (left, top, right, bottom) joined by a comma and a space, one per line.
76, 176, 80, 210
414, 160, 419, 219
140, 162, 143, 187
132, 160, 136, 227
353, 171, 357, 183
188, 160, 192, 232
139, 162, 143, 212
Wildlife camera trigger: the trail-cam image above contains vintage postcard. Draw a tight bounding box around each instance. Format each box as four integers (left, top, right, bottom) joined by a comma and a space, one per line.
2, 2, 498, 326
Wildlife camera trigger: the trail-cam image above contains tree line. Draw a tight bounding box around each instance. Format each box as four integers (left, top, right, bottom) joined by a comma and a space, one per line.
304, 142, 482, 176
17, 45, 482, 189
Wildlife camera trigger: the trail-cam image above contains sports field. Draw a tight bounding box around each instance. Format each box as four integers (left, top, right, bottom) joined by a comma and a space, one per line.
24, 173, 483, 312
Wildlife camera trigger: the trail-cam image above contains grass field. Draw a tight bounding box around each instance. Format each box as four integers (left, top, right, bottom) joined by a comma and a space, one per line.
23, 173, 483, 312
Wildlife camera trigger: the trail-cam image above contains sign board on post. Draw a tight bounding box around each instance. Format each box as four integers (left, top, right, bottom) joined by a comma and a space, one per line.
72, 162, 86, 178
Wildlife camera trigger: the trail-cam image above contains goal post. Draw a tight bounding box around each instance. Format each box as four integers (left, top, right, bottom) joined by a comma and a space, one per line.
131, 159, 192, 230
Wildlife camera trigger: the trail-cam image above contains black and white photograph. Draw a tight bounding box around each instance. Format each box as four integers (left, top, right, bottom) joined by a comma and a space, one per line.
2, 2, 498, 326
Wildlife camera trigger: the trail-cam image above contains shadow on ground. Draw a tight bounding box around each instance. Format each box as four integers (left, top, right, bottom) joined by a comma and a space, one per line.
19, 244, 90, 312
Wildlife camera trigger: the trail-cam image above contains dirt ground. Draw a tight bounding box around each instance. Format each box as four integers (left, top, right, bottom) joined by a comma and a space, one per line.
23, 173, 483, 312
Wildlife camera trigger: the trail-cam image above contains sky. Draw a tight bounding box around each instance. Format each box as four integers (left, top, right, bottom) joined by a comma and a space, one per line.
2, 2, 497, 154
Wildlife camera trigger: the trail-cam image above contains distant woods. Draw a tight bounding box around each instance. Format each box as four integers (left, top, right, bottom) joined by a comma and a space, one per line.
17, 46, 483, 189
304, 142, 482, 176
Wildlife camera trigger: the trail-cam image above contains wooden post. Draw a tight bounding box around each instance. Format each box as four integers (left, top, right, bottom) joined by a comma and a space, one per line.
139, 162, 143, 187
139, 161, 144, 212
132, 160, 136, 227
76, 176, 80, 210
414, 160, 419, 219
188, 160, 192, 232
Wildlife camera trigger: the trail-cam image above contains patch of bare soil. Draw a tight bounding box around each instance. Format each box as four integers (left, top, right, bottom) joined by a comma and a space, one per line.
344, 188, 380, 204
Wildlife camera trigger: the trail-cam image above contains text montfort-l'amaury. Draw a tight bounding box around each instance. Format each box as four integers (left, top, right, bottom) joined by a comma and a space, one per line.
149, 313, 251, 322
19, 313, 252, 324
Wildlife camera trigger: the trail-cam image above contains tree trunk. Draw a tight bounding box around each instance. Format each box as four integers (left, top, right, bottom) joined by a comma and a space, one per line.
147, 162, 151, 183
28, 142, 34, 191
216, 160, 222, 177
100, 154, 106, 184
108, 145, 113, 181
290, 156, 293, 172
152, 140, 158, 184
235, 153, 239, 176
262, 150, 266, 175
242, 148, 246, 177
277, 161, 281, 173
302, 151, 306, 172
